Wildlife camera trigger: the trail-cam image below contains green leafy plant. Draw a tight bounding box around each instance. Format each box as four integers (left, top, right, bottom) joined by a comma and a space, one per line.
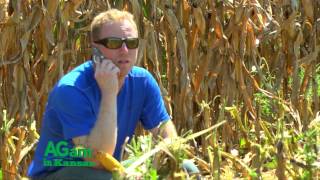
295, 115, 320, 179
122, 134, 158, 179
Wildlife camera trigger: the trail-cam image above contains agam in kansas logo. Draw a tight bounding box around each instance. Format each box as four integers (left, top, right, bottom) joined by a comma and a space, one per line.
43, 141, 95, 167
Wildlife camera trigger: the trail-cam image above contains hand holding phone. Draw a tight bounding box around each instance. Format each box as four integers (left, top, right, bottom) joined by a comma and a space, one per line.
92, 47, 120, 95
92, 47, 105, 64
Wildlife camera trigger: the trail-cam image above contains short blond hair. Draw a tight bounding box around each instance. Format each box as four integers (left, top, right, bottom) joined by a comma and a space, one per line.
91, 9, 138, 41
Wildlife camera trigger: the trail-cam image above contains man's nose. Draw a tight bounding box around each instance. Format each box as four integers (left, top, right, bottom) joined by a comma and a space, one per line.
119, 42, 129, 53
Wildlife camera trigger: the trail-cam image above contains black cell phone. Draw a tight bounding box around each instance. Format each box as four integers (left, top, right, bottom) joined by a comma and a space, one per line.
92, 47, 105, 64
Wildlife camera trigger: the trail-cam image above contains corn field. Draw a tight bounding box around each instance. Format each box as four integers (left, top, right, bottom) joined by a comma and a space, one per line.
0, 0, 320, 179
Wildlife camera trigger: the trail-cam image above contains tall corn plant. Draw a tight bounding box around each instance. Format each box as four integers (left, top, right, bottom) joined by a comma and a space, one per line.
0, 0, 319, 179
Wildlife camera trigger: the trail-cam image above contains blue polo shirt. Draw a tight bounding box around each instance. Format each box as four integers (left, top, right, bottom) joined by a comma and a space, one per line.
27, 61, 170, 177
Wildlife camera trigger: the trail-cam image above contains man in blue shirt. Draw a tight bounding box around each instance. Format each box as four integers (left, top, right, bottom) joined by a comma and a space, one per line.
28, 9, 178, 179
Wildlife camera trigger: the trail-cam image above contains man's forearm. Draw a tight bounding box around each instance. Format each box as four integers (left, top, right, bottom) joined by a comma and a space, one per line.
86, 93, 117, 155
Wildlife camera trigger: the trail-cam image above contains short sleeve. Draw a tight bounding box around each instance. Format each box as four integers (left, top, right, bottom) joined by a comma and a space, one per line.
53, 85, 96, 140
140, 72, 170, 130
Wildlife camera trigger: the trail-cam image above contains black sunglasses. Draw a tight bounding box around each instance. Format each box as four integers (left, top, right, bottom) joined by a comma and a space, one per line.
94, 37, 139, 49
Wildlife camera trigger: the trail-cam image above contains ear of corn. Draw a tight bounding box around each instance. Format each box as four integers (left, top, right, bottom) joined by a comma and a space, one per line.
96, 151, 125, 173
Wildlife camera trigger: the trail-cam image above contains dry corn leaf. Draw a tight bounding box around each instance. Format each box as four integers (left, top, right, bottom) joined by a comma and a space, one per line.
182, 0, 190, 31
293, 30, 303, 59
235, 5, 245, 25
44, 15, 55, 46
193, 7, 205, 36
177, 29, 188, 76
61, 0, 84, 22
298, 45, 320, 66
46, 0, 59, 18
164, 8, 180, 34
283, 11, 298, 39
20, 32, 30, 57
213, 17, 225, 40
192, 54, 209, 93
129, 0, 141, 26
302, 0, 314, 22
28, 6, 43, 31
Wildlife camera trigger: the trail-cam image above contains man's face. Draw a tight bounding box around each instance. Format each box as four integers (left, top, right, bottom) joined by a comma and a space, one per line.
94, 19, 138, 78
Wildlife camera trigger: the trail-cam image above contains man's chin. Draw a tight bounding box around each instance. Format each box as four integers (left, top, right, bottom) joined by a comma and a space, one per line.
119, 69, 132, 78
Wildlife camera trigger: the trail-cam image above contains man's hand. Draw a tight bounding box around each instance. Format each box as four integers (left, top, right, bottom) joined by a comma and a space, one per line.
73, 136, 104, 169
150, 120, 177, 139
94, 59, 120, 95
